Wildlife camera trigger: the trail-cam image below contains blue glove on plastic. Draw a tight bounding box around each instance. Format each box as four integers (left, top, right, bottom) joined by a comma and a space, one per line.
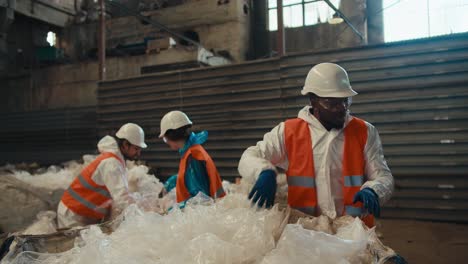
389, 254, 408, 264
353, 187, 381, 217
248, 170, 277, 208
164, 174, 178, 193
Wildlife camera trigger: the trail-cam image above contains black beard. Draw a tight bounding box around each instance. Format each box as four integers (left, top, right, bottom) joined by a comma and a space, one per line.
312, 107, 346, 131
322, 118, 345, 130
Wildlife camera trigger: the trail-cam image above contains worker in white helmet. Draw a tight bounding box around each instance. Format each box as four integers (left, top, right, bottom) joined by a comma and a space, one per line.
238, 62, 394, 228
57, 123, 147, 228
159, 111, 225, 207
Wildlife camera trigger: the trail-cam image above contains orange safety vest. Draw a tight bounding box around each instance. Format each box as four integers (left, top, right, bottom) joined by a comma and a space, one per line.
176, 144, 226, 203
284, 117, 375, 227
61, 152, 125, 220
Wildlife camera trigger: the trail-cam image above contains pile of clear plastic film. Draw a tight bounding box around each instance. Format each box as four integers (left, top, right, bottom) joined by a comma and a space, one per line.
1, 157, 399, 264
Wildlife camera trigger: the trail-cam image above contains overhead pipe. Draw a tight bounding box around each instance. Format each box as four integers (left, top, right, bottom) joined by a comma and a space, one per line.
276, 0, 285, 56
98, 0, 106, 80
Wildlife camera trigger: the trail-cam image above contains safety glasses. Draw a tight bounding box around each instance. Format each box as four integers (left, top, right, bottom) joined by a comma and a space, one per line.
317, 97, 351, 111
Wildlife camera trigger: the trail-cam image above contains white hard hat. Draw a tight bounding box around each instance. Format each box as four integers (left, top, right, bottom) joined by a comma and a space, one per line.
159, 110, 193, 138
116, 123, 147, 148
301, 62, 357, 98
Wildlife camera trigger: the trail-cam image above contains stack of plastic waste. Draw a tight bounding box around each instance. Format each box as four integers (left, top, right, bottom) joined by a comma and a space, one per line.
1, 160, 402, 264
0, 156, 164, 233
3, 194, 401, 264
0, 174, 66, 233
0, 155, 96, 191
21, 212, 58, 236
4, 193, 286, 264
124, 162, 166, 214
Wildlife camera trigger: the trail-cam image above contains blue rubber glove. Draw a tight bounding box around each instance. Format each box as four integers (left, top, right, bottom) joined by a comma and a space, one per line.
248, 170, 277, 208
389, 254, 408, 264
353, 187, 381, 217
164, 174, 178, 193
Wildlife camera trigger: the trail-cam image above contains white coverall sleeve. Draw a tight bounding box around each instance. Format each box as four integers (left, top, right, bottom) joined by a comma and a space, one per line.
238, 122, 288, 184
362, 123, 394, 205
94, 159, 129, 202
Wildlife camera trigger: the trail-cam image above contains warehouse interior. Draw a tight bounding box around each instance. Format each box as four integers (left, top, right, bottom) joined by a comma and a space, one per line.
1, 0, 468, 263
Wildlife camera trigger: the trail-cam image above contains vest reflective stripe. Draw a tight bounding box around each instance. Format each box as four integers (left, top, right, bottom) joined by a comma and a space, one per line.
345, 205, 364, 216
66, 187, 108, 215
287, 176, 316, 188
61, 152, 124, 220
284, 117, 375, 228
176, 144, 226, 203
77, 174, 112, 199
293, 206, 317, 216
344, 175, 364, 187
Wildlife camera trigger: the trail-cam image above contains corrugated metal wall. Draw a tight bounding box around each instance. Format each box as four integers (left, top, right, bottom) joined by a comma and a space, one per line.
0, 107, 97, 165
98, 34, 468, 222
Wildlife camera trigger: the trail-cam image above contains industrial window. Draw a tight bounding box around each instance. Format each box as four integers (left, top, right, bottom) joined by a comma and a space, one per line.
268, 0, 341, 31
383, 0, 468, 42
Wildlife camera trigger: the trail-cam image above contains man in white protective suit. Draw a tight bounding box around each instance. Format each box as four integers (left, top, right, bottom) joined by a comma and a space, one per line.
238, 62, 394, 228
57, 123, 147, 228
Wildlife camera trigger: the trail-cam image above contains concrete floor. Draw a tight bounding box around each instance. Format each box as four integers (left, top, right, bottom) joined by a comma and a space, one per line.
379, 219, 468, 264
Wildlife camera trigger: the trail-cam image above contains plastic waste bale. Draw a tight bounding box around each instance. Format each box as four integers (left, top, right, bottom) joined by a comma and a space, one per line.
5, 193, 285, 264
222, 180, 235, 194
122, 163, 166, 215
284, 209, 399, 264
160, 188, 177, 211
1, 155, 93, 193
0, 157, 164, 234
0, 176, 60, 233
296, 215, 334, 234
1, 251, 72, 264
126, 163, 163, 195
3, 156, 93, 192
261, 223, 369, 264
21, 211, 58, 236
6, 165, 73, 191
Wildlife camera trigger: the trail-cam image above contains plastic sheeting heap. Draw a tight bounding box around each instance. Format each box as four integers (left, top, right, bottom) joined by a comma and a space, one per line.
4, 194, 399, 264
262, 218, 372, 264
7, 194, 285, 264
21, 212, 58, 236
2, 156, 161, 193
0, 160, 86, 191
123, 162, 167, 214
0, 156, 164, 234
1, 159, 400, 264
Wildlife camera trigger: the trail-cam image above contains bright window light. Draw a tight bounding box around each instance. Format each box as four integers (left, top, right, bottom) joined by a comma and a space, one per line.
383, 0, 468, 42
46, 31, 57, 47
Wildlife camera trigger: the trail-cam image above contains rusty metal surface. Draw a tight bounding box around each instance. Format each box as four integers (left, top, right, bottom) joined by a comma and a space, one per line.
0, 107, 97, 165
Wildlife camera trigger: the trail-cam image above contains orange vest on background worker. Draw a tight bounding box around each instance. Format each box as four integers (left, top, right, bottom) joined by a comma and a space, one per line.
284, 117, 375, 227
176, 144, 226, 203
61, 152, 125, 220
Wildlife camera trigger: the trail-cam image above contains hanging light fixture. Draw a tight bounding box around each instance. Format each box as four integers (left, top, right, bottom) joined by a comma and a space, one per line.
328, 12, 344, 24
